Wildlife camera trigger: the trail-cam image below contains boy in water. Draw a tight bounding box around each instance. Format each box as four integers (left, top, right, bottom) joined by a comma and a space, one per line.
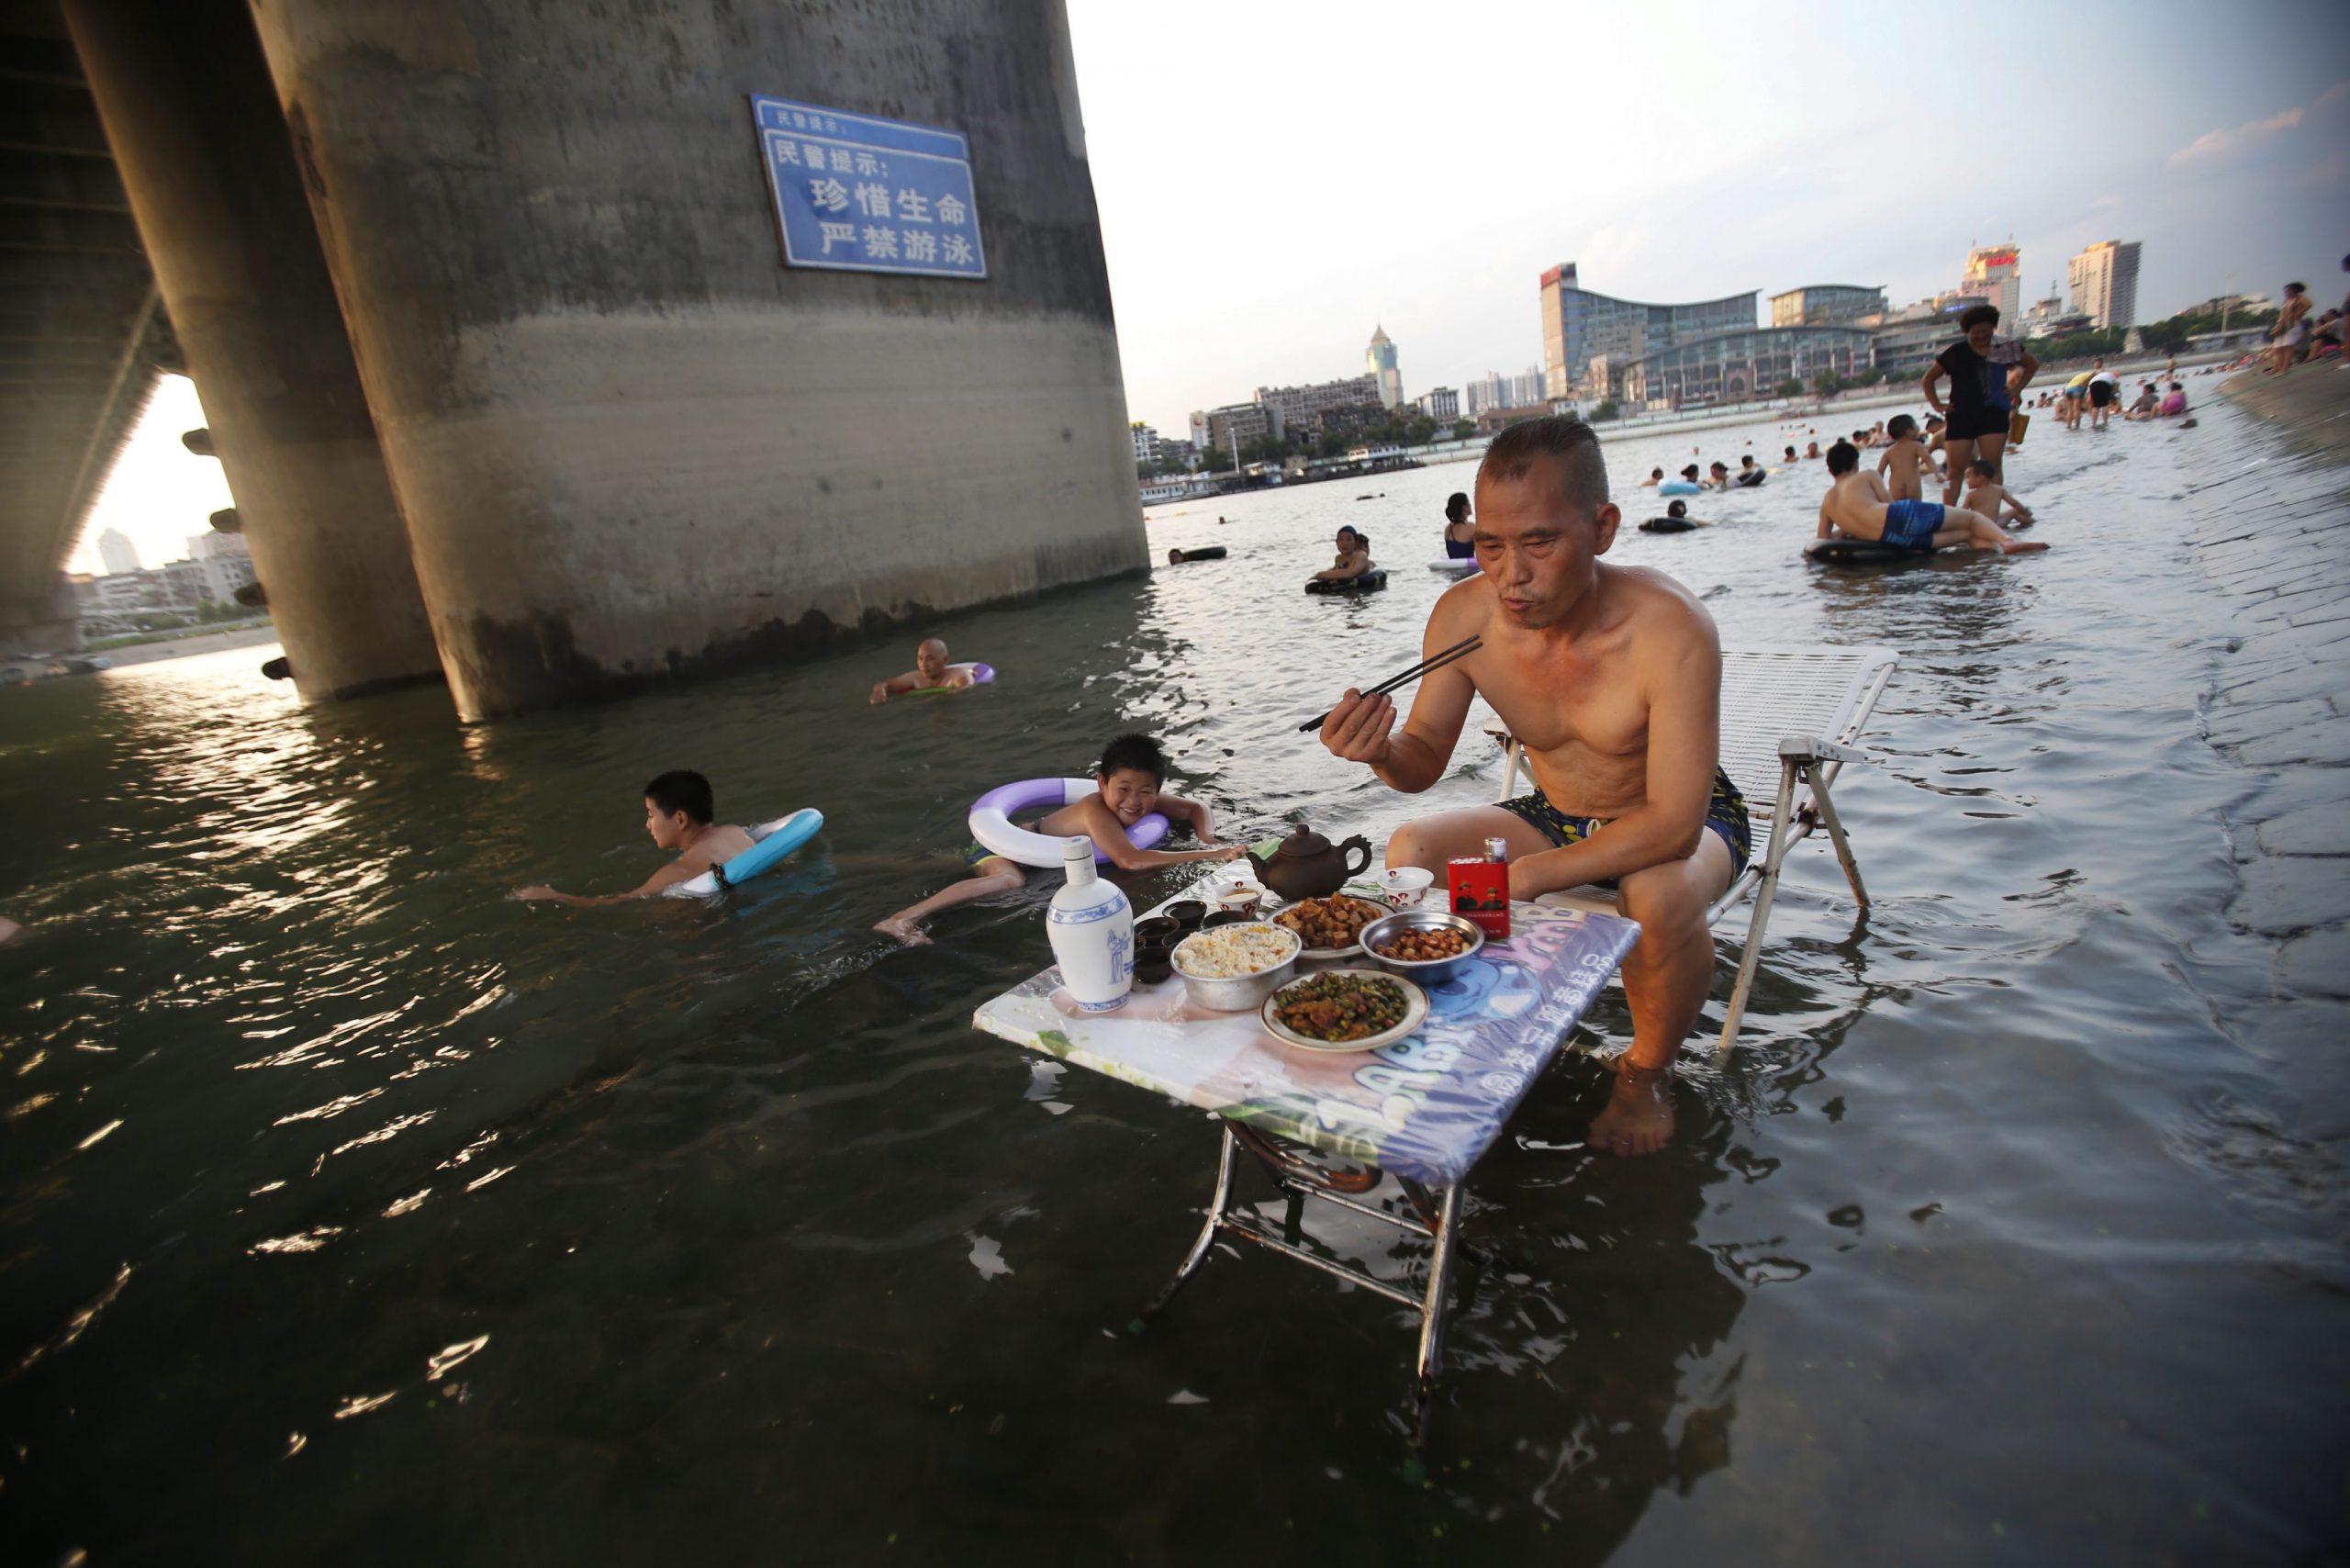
511, 770, 761, 904
1640, 466, 1664, 487
1312, 526, 1376, 583
1874, 414, 1940, 502
1958, 458, 2035, 528
874, 733, 1241, 946
871, 638, 976, 704
1817, 441, 2046, 555
1734, 454, 1767, 487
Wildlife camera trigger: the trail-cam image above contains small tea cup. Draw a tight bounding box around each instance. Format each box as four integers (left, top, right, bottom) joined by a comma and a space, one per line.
1378, 867, 1435, 910
1134, 916, 1181, 948
1161, 900, 1208, 933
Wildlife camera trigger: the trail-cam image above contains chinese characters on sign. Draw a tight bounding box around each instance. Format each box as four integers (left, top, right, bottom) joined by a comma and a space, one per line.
751, 95, 987, 280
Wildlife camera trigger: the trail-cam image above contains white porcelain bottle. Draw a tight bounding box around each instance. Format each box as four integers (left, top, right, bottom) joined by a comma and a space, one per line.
1046, 836, 1133, 1012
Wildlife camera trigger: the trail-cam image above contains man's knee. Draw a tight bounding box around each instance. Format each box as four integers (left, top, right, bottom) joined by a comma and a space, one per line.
984, 865, 1025, 892
1386, 821, 1440, 870
1618, 865, 1714, 948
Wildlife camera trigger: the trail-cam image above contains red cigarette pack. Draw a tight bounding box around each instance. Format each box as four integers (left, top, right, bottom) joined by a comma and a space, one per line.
1447, 856, 1510, 940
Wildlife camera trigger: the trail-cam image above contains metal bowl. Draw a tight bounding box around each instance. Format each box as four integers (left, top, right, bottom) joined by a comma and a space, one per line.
1358, 909, 1486, 983
1170, 922, 1302, 1012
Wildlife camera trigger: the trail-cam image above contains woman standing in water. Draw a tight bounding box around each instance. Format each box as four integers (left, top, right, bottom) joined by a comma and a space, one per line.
1922, 303, 2036, 503
1441, 491, 1475, 558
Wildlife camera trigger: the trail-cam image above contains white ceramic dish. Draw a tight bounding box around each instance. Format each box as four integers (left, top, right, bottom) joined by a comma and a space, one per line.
1259, 968, 1429, 1054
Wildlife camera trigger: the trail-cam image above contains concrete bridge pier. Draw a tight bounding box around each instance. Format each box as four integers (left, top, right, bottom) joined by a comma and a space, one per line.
64, 0, 444, 703
0, 579, 81, 656
248, 0, 1144, 720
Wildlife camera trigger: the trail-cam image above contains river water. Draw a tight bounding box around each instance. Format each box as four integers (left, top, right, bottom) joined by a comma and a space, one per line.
3, 398, 2342, 1562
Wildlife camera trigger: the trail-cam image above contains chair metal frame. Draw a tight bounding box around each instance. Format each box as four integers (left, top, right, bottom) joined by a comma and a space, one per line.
1485, 643, 1900, 1051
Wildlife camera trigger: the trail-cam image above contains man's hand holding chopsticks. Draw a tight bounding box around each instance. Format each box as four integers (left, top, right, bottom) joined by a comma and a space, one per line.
1318, 689, 1396, 767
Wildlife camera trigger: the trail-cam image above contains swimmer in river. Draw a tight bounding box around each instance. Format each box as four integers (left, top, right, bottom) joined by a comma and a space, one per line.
1817, 440, 2046, 555
1640, 466, 1664, 488
870, 637, 976, 704
1312, 525, 1377, 583
1805, 441, 1821, 459
1315, 417, 1754, 1156
873, 732, 1239, 946
1639, 498, 1706, 532
1783, 444, 1798, 465
1874, 414, 1939, 502
1678, 463, 1702, 487
1706, 461, 1732, 490
510, 770, 762, 905
1923, 302, 2036, 500
1442, 492, 1475, 558
1958, 458, 2035, 528
1734, 454, 1767, 487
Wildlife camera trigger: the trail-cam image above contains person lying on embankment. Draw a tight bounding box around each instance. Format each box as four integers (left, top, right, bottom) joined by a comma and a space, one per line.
510, 770, 756, 905
1816, 440, 2046, 555
870, 637, 974, 704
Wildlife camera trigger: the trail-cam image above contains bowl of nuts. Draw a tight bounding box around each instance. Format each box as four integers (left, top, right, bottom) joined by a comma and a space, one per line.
1359, 909, 1484, 983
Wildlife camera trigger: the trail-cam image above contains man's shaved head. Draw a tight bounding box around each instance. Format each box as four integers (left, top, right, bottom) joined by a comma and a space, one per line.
1477, 417, 1609, 518
918, 637, 948, 659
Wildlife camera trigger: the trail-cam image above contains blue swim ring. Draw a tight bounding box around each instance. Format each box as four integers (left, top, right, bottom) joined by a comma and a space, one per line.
661, 808, 824, 899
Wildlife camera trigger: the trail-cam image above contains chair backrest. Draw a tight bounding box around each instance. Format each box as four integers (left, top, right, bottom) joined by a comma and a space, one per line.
1717, 645, 1900, 827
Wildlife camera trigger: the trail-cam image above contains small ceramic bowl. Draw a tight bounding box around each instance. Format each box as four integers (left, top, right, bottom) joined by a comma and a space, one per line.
1378, 867, 1436, 910
1134, 945, 1174, 985
1162, 901, 1208, 933
1134, 916, 1181, 948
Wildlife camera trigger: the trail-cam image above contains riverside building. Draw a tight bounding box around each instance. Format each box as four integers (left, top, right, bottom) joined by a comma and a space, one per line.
2068, 241, 2143, 330
1539, 262, 1756, 400
1366, 326, 1403, 409
1617, 324, 1871, 409
1769, 285, 1887, 328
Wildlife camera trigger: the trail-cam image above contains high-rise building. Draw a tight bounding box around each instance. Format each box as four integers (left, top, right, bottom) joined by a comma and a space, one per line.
2067, 241, 2143, 330
1189, 402, 1281, 457
1129, 423, 1158, 465
1256, 374, 1382, 435
1539, 263, 1757, 400
1770, 285, 1889, 328
1365, 326, 1403, 409
1416, 386, 1460, 421
96, 528, 140, 577
1962, 244, 2022, 323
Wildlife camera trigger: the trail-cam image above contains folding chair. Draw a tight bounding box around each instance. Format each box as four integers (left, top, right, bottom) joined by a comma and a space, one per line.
1483, 644, 1900, 1051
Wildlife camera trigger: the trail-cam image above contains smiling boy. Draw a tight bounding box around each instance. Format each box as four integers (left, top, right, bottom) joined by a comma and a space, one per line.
874, 733, 1240, 946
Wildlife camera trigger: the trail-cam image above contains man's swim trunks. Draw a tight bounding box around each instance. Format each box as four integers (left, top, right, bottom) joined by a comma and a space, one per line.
1881, 498, 1944, 552
1497, 767, 1751, 889
962, 841, 1014, 869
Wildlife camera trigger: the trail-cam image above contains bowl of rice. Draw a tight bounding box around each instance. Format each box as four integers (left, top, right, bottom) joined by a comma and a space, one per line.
1170, 921, 1302, 1012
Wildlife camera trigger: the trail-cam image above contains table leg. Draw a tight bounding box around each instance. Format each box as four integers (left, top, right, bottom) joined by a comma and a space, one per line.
1137, 1122, 1237, 1326
1412, 1183, 1465, 1449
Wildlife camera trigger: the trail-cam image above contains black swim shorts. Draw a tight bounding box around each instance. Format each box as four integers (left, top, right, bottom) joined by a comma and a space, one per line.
1497, 767, 1751, 889
1943, 402, 2008, 442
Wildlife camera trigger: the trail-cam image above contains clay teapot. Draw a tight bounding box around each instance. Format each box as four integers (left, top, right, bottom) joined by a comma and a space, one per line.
1248, 822, 1372, 902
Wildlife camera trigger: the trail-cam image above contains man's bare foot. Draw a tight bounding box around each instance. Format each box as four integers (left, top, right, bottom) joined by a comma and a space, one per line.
1588, 1060, 1674, 1157
874, 916, 933, 947
2000, 540, 2050, 554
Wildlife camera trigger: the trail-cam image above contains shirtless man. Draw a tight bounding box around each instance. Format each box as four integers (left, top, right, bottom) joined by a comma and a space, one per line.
1958, 458, 2035, 527
1817, 441, 2045, 554
510, 770, 759, 905
870, 638, 975, 704
1874, 414, 1939, 501
1316, 418, 1753, 1157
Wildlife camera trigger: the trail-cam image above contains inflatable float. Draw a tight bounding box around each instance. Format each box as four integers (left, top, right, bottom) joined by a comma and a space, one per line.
660, 808, 825, 899
1427, 558, 1479, 575
1166, 546, 1228, 564
1657, 479, 1701, 497
1305, 569, 1388, 595
1640, 516, 1700, 534
908, 662, 995, 696
969, 778, 1170, 868
1805, 538, 1933, 567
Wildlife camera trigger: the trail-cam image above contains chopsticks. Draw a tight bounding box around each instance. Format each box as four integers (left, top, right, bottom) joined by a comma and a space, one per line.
1294, 634, 1483, 733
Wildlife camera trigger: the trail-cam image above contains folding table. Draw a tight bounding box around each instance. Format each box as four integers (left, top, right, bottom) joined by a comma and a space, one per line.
972, 897, 1639, 1443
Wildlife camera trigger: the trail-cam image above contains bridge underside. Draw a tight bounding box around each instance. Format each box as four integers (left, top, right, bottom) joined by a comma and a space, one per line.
0, 0, 174, 656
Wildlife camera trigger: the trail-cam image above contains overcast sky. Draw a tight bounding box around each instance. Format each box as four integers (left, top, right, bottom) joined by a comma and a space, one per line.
71, 0, 2347, 573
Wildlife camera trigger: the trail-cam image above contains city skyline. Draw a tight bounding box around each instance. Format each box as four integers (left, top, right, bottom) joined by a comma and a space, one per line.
1070, 0, 2346, 433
